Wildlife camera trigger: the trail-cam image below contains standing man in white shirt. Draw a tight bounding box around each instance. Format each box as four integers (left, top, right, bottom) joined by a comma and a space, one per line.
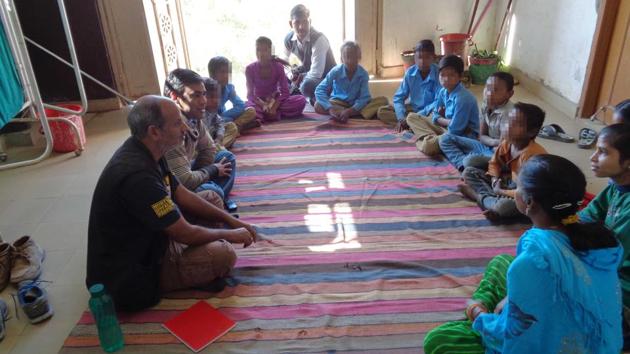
283, 4, 336, 105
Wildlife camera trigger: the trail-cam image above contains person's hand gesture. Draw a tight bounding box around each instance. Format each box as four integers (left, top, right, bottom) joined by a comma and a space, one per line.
256, 97, 267, 112
241, 222, 259, 242
338, 109, 353, 123
465, 300, 488, 321
268, 105, 278, 117
214, 157, 232, 177
227, 227, 255, 248
329, 107, 343, 119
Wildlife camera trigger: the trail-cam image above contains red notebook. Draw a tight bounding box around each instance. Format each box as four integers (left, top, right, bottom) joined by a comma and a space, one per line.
163, 300, 236, 352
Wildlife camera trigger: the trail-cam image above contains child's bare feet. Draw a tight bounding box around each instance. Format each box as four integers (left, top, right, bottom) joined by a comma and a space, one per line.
482, 209, 501, 222
457, 184, 478, 202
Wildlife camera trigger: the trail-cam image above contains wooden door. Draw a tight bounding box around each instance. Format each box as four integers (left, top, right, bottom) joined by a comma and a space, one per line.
595, 0, 630, 123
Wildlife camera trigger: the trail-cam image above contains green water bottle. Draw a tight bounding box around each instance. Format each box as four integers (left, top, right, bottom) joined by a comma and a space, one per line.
88, 284, 124, 352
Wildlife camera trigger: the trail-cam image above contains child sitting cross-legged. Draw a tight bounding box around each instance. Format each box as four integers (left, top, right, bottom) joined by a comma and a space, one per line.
439, 72, 515, 172
314, 41, 388, 123
424, 154, 623, 353
376, 39, 440, 132
406, 54, 479, 156
245, 36, 306, 123
458, 102, 547, 221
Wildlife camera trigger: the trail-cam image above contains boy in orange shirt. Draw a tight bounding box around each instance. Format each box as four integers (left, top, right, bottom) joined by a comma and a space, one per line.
459, 102, 547, 220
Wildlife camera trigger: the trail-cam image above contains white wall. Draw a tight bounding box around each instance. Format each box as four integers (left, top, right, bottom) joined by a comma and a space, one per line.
496, 0, 598, 103
380, 0, 498, 67
379, 0, 598, 104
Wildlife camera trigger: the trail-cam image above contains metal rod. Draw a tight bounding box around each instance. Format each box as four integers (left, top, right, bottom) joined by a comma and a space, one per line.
53, 0, 87, 116
25, 37, 134, 105
0, 0, 53, 170
3, 13, 39, 122
467, 0, 480, 35
470, 0, 494, 38
0, 0, 88, 169
494, 0, 513, 51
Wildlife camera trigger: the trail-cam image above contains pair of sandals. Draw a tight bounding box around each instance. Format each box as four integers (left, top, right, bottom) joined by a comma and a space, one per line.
538, 123, 598, 149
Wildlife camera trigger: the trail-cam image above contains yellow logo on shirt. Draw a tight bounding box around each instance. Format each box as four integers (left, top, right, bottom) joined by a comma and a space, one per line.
163, 175, 172, 197
151, 197, 175, 218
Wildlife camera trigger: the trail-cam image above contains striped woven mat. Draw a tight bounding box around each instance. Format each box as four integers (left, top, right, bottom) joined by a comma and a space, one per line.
60, 114, 523, 353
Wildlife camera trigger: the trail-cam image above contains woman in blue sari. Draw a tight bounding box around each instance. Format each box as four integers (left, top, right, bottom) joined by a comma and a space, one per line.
424, 154, 622, 353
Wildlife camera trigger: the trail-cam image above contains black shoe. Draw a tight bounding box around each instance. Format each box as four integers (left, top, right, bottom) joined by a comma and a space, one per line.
225, 200, 238, 213
196, 277, 227, 293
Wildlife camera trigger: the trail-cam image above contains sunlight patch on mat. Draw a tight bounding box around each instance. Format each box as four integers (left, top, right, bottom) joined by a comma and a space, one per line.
307, 202, 362, 252
305, 186, 327, 192
305, 204, 335, 232
327, 172, 346, 189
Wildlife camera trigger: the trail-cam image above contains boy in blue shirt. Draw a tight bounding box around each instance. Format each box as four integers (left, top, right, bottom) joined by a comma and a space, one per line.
440, 72, 515, 172
406, 55, 479, 156
314, 41, 388, 123
377, 39, 440, 132
208, 56, 257, 143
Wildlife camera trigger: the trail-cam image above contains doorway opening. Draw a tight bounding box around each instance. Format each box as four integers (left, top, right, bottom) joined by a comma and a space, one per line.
179, 0, 345, 97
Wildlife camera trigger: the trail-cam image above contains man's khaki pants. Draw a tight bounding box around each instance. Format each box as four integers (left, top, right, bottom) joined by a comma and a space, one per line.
159, 190, 237, 293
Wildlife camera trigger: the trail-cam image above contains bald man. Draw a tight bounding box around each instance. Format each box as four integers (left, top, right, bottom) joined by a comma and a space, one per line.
86, 96, 257, 311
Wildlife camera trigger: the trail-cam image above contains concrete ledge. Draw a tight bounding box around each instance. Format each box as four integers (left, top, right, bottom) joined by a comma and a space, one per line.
67, 98, 122, 113
510, 67, 579, 119
368, 78, 403, 101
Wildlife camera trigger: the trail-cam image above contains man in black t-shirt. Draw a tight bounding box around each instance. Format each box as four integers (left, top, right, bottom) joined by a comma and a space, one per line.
86, 96, 257, 311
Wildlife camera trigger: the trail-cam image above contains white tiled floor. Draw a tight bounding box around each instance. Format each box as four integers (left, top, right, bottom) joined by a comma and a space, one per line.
0, 107, 130, 354
0, 82, 607, 353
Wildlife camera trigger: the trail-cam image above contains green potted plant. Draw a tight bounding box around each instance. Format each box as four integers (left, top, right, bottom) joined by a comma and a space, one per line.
468, 44, 502, 84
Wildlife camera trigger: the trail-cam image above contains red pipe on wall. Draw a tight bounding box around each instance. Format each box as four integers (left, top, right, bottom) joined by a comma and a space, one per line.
469, 0, 494, 38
